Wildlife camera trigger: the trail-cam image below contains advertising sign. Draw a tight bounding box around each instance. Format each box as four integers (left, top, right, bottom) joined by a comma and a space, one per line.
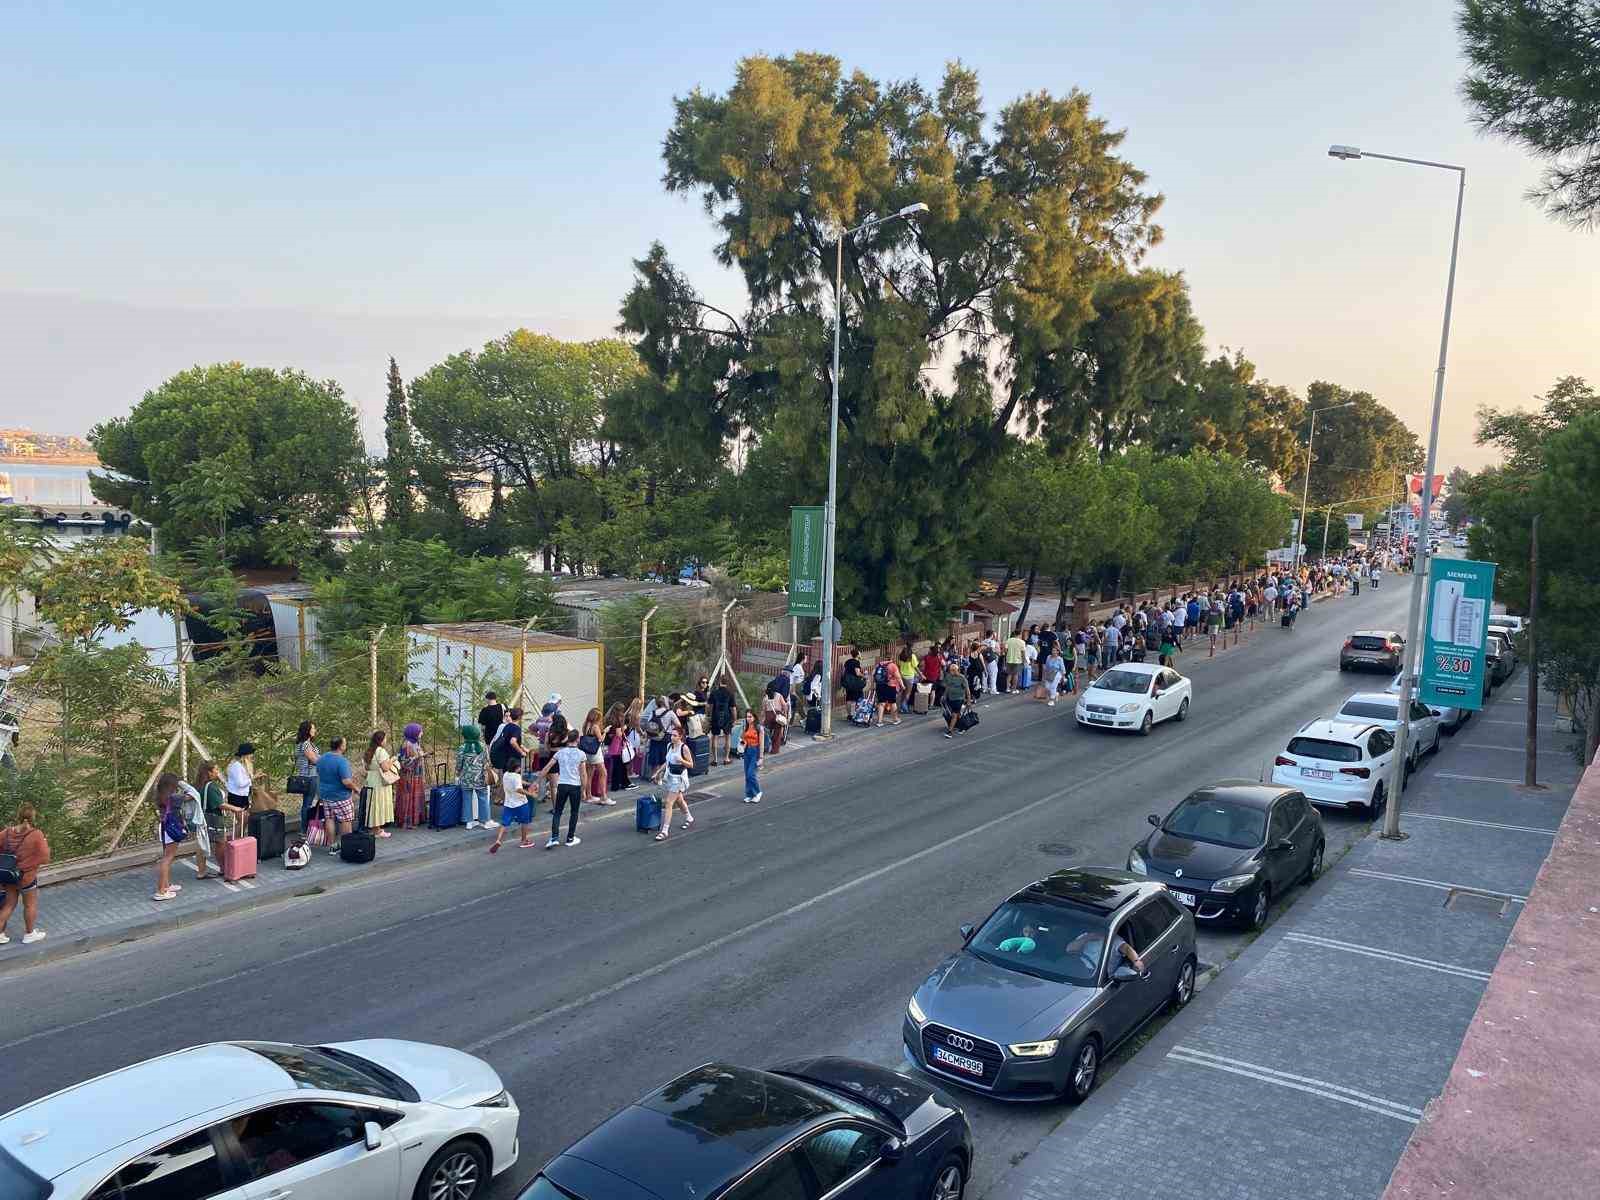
787, 506, 825, 617
1419, 558, 1496, 712
1344, 513, 1363, 531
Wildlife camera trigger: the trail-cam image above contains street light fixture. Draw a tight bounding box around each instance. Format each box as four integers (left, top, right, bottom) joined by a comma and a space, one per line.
1329, 143, 1465, 839
1294, 401, 1354, 576
818, 201, 930, 738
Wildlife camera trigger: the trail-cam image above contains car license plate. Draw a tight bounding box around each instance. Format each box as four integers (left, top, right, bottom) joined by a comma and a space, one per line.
1088, 714, 1112, 724
1302, 768, 1334, 780
931, 1046, 985, 1076
1172, 890, 1195, 907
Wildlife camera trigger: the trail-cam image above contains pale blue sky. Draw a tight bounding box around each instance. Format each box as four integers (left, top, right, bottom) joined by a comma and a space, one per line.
3, 0, 1595, 469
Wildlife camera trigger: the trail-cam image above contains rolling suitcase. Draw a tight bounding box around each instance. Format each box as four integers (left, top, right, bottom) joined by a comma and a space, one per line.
851, 696, 874, 726
428, 765, 463, 829
912, 683, 932, 714
805, 707, 823, 734
222, 834, 257, 881
340, 788, 376, 864
687, 734, 711, 777
248, 809, 285, 860
635, 793, 663, 832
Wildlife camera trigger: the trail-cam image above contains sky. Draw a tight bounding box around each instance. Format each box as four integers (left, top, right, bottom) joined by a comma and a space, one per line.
3, 0, 1595, 472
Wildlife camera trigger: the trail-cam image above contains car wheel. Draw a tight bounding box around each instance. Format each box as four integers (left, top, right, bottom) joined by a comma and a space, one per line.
1369, 782, 1387, 818
1245, 884, 1270, 931
927, 1153, 966, 1200
415, 1140, 488, 1200
1170, 956, 1197, 1011
1176, 697, 1190, 722
1139, 711, 1153, 736
1066, 1036, 1101, 1103
1302, 840, 1325, 885
1338, 662, 1348, 672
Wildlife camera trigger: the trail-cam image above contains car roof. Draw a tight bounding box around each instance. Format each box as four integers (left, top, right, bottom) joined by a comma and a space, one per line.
1179, 780, 1297, 811
0, 1044, 292, 1179
1015, 867, 1149, 914
551, 1064, 845, 1199
1341, 692, 1399, 705
1293, 719, 1379, 742
1089, 662, 1160, 680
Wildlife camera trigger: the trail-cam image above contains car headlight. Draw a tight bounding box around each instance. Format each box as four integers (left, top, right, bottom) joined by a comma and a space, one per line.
1118, 702, 1142, 713
1008, 1039, 1060, 1058
1127, 851, 1147, 875
1212, 872, 1258, 894
907, 995, 927, 1026
474, 1089, 513, 1108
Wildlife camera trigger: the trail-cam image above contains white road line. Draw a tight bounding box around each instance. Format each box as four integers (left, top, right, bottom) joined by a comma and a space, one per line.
1166, 1049, 1420, 1123
1283, 932, 1492, 980
1172, 1047, 1425, 1115
1475, 719, 1530, 726
1349, 867, 1527, 902
1405, 812, 1556, 836
1435, 773, 1526, 785
1458, 742, 1561, 754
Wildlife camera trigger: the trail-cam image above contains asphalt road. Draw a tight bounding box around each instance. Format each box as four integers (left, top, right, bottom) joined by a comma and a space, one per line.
0, 583, 1417, 1199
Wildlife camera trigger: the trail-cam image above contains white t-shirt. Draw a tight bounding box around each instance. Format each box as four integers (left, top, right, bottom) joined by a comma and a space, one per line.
552, 746, 587, 788
501, 771, 527, 807
1171, 607, 1186, 629
225, 761, 252, 798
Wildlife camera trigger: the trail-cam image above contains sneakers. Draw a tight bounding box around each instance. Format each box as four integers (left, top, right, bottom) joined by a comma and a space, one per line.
752, 791, 763, 803
1047, 700, 1056, 707
0, 931, 8, 944
565, 836, 582, 847
545, 836, 561, 849
466, 820, 480, 830
944, 731, 954, 738
22, 930, 45, 945
484, 820, 500, 829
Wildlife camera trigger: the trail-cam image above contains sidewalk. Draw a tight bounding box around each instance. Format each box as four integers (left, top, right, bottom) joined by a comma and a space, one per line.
991, 671, 1583, 1200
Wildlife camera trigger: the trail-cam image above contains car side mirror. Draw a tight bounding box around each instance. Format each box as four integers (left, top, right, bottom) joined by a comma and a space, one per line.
1111, 962, 1141, 983
1147, 813, 1160, 827
959, 923, 975, 943
363, 1121, 383, 1152
1273, 838, 1294, 853
879, 1138, 905, 1163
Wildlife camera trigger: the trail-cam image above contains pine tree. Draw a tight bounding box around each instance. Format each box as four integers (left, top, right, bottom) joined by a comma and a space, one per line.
383, 356, 414, 531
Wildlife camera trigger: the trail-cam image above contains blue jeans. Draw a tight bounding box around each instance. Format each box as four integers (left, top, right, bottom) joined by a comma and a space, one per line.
743, 744, 760, 798
466, 785, 490, 823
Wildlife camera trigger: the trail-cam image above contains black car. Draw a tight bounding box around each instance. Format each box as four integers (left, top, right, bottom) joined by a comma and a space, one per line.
520, 1058, 973, 1200
904, 869, 1197, 1103
1128, 781, 1326, 930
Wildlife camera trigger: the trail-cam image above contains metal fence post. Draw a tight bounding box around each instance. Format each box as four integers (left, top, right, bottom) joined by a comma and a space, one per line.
639, 606, 658, 701
370, 625, 386, 732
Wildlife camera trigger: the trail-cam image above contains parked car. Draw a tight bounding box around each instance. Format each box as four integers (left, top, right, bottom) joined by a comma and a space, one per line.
521, 1059, 973, 1200
1338, 630, 1405, 673
1128, 783, 1325, 930
1333, 692, 1441, 766
1074, 663, 1191, 735
904, 868, 1196, 1103
0, 1040, 520, 1200
1486, 630, 1518, 678
1385, 671, 1467, 732
1271, 720, 1395, 815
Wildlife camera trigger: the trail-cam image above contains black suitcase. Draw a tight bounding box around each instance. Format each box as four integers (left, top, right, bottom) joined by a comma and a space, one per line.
805, 707, 822, 735
248, 809, 286, 860
339, 788, 376, 864
687, 734, 711, 777
1281, 612, 1293, 628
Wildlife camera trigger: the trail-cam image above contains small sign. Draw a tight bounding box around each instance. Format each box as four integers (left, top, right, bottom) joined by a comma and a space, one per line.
787, 506, 825, 617
1344, 513, 1363, 531
1419, 558, 1496, 712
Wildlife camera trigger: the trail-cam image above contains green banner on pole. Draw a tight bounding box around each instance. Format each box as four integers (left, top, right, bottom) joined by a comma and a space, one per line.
787, 506, 825, 617
1419, 558, 1496, 712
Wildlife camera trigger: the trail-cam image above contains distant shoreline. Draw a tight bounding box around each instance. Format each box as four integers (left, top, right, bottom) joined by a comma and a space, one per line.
0, 455, 100, 466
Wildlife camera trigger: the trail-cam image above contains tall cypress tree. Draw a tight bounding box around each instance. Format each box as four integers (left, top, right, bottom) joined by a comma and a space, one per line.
383, 356, 414, 531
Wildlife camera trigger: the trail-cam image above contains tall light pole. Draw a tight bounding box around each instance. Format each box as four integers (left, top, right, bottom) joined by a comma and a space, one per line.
1295, 401, 1354, 575
819, 201, 929, 739
1329, 144, 1464, 839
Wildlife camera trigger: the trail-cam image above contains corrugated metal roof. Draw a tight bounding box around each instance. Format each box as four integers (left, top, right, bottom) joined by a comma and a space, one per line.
408, 621, 595, 650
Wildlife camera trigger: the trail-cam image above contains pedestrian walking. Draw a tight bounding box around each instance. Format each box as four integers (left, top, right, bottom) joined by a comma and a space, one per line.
315, 736, 359, 855
456, 724, 491, 828
873, 653, 901, 726
395, 723, 428, 829
896, 646, 919, 714
540, 729, 588, 848
763, 683, 791, 753
739, 709, 763, 804
488, 763, 537, 852
0, 803, 49, 945
942, 663, 969, 738
363, 730, 397, 838
477, 690, 504, 749
1040, 646, 1066, 705
153, 772, 188, 902
1074, 630, 1091, 689
656, 727, 696, 841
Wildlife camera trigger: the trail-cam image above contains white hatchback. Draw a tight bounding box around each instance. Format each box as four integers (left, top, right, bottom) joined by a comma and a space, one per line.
1271, 720, 1396, 814
1334, 692, 1442, 766
1075, 662, 1192, 735
0, 1040, 519, 1200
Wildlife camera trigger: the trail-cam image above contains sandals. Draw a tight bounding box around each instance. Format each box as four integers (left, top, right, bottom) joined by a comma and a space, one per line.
654, 832, 669, 841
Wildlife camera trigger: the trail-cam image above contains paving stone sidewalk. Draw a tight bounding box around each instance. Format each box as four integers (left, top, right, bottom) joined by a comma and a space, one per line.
989, 672, 1583, 1200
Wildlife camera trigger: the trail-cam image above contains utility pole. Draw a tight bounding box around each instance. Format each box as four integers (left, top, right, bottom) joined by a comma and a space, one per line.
1525, 514, 1540, 788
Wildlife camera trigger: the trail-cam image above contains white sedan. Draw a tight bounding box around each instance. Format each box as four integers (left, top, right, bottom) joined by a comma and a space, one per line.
1334, 692, 1442, 768
1075, 662, 1192, 735
1385, 671, 1467, 732
0, 1040, 519, 1200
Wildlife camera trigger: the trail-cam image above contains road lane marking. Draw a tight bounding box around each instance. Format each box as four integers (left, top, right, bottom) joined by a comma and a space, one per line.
1435, 773, 1526, 785
1404, 813, 1556, 836
1283, 932, 1492, 980
1349, 868, 1527, 902
1458, 742, 1562, 754
1167, 1047, 1420, 1123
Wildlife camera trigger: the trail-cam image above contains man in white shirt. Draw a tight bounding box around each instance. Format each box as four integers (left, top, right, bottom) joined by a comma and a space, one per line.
1170, 600, 1187, 647
488, 767, 537, 852
540, 729, 589, 849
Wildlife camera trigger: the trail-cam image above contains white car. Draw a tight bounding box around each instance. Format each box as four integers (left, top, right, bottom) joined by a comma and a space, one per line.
1075, 662, 1192, 735
0, 1040, 519, 1200
1385, 671, 1467, 732
1333, 692, 1441, 767
1272, 719, 1396, 815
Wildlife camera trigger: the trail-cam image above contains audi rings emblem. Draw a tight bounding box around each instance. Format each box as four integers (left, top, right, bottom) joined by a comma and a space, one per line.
946, 1034, 975, 1052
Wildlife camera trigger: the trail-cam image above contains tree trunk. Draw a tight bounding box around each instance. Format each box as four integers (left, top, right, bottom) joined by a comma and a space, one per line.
1016, 565, 1038, 628
1053, 578, 1071, 627
997, 564, 1016, 602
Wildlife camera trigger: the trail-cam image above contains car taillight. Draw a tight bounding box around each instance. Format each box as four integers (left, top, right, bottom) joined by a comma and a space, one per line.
1340, 766, 1371, 778
1274, 755, 1295, 766
1386, 641, 1400, 651
1342, 639, 1353, 649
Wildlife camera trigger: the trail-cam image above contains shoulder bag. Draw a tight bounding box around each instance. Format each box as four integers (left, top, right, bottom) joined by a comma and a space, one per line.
0, 829, 20, 887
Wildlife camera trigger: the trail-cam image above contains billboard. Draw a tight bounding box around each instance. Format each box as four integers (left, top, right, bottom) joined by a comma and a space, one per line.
787, 506, 825, 617
1419, 558, 1496, 712
1344, 513, 1363, 531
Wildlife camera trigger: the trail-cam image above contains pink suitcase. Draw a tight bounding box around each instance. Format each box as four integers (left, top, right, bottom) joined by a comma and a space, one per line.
223, 835, 257, 881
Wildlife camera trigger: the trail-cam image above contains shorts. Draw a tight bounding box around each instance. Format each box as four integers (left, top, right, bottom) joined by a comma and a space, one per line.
4, 878, 36, 893
323, 794, 355, 823
710, 716, 733, 735
942, 700, 964, 719
875, 683, 897, 704
666, 769, 689, 795
501, 801, 533, 827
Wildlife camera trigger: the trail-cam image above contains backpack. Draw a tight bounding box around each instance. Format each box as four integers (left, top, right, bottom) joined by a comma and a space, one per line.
533, 713, 554, 743
488, 728, 512, 770
873, 662, 889, 686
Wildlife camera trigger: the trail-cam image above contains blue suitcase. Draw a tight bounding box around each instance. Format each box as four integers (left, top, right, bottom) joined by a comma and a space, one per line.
428, 783, 464, 829
635, 793, 663, 832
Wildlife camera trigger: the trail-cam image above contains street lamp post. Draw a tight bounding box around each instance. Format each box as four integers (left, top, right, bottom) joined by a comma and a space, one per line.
1295, 401, 1354, 575
819, 201, 928, 739
1329, 144, 1465, 839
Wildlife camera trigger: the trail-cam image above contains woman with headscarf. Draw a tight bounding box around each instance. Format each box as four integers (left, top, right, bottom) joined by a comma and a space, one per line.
363, 730, 397, 837
395, 722, 428, 829
456, 723, 491, 828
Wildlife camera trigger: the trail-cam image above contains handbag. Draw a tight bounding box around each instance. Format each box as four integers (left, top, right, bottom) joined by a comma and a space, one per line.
305, 804, 327, 847
621, 742, 635, 764
0, 833, 19, 887
577, 734, 601, 756
286, 774, 314, 796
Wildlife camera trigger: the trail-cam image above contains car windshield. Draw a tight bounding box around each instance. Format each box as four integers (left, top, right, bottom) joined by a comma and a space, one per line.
0, 1148, 49, 1200
237, 1043, 419, 1102
1090, 669, 1151, 695
1340, 699, 1399, 721
1162, 796, 1267, 849
966, 900, 1107, 986
1286, 737, 1360, 763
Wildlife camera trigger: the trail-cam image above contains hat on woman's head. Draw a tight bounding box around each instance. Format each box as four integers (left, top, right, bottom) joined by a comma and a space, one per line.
236, 742, 255, 757
547, 692, 562, 706
403, 722, 423, 741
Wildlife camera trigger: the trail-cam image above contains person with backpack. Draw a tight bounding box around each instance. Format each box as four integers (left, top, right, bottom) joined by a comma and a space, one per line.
579, 707, 610, 806
0, 803, 49, 945
152, 772, 188, 903
655, 726, 696, 841
872, 653, 901, 727
456, 724, 491, 829
707, 675, 737, 765
643, 695, 671, 782
477, 690, 504, 749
